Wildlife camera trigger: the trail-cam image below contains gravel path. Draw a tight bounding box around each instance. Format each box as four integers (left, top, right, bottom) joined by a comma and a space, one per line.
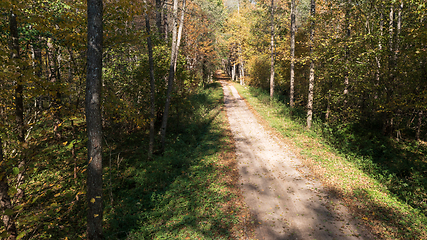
221, 80, 373, 240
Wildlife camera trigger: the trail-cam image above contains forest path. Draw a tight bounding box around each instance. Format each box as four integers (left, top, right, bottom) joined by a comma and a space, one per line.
219, 73, 373, 240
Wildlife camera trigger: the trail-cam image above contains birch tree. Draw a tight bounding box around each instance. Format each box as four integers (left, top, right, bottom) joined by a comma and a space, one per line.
269, 0, 275, 99
290, 0, 296, 108
307, 0, 315, 129
160, 0, 186, 152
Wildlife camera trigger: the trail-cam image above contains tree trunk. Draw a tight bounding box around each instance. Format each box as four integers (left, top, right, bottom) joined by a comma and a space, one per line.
163, 4, 168, 41
383, 4, 394, 135
290, 0, 296, 108
31, 35, 42, 78
146, 13, 156, 160
232, 64, 236, 81
343, 1, 351, 103
156, 0, 163, 37
174, 0, 186, 71
416, 111, 423, 140
0, 138, 18, 240
160, 0, 186, 153
86, 0, 103, 239
238, 45, 245, 85
10, 10, 26, 202
395, 0, 402, 62
388, 4, 394, 81
47, 39, 63, 138
307, 0, 315, 129
374, 7, 383, 100
326, 80, 332, 121
269, 0, 275, 100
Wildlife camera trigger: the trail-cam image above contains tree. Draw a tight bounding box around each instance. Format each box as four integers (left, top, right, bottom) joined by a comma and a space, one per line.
269, 0, 275, 99
9, 8, 27, 203
86, 0, 103, 239
146, 10, 156, 160
306, 0, 315, 129
160, 0, 187, 153
290, 0, 296, 108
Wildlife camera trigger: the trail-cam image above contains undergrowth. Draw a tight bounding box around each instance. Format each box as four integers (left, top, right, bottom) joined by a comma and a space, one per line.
234, 83, 427, 239
103, 82, 247, 239
19, 81, 248, 239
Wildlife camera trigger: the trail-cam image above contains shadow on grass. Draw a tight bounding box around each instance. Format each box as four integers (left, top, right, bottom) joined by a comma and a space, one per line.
347, 186, 426, 239
322, 121, 427, 214
104, 82, 240, 239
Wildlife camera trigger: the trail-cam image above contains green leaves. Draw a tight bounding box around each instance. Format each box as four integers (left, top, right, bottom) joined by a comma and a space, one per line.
4, 209, 14, 216
8, 187, 17, 196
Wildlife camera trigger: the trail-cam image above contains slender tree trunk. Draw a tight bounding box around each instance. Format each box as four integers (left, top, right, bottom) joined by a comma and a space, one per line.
156, 0, 163, 37
388, 4, 394, 81
290, 0, 296, 108
163, 5, 168, 41
160, 0, 181, 153
48, 39, 63, 138
146, 13, 156, 160
326, 80, 332, 121
174, 0, 186, 72
86, 0, 103, 239
232, 64, 236, 81
375, 8, 383, 100
416, 111, 423, 140
10, 10, 26, 202
269, 0, 275, 100
0, 138, 17, 240
343, 1, 351, 103
238, 45, 244, 85
307, 0, 315, 129
395, 0, 402, 62
383, 4, 394, 135
31, 35, 42, 78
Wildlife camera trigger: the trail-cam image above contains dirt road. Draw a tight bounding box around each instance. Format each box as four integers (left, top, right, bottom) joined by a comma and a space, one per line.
221, 80, 373, 240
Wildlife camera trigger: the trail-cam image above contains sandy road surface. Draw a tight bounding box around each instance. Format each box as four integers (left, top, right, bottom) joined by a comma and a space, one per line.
221, 80, 373, 240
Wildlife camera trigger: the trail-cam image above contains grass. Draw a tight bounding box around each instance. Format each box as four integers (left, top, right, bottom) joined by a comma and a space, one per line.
233, 83, 427, 239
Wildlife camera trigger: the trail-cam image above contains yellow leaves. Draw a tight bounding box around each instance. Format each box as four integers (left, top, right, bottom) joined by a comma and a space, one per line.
90, 196, 101, 203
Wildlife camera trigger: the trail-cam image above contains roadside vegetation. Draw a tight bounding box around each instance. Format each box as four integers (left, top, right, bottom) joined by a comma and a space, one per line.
16, 82, 252, 239
234, 83, 427, 239
104, 82, 252, 239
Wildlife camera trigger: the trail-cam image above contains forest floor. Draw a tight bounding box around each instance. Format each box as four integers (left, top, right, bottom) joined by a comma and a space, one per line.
219, 71, 374, 239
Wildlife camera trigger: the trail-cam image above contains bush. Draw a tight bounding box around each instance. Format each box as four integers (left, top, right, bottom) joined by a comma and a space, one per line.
247, 54, 270, 89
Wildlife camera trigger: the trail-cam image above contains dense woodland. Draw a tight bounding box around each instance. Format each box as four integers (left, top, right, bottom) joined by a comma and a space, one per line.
0, 0, 426, 239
